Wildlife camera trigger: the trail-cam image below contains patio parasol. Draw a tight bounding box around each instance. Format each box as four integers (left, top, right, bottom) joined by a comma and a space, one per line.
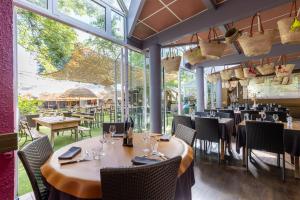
58, 88, 97, 101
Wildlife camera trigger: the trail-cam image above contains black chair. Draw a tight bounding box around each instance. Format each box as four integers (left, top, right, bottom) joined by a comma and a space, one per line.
103, 122, 125, 136
195, 111, 209, 117
18, 136, 53, 200
175, 124, 196, 147
100, 156, 182, 200
25, 114, 40, 128
245, 121, 285, 181
172, 115, 193, 134
241, 110, 259, 121
218, 109, 234, 118
216, 112, 231, 118
265, 111, 287, 122
194, 117, 220, 163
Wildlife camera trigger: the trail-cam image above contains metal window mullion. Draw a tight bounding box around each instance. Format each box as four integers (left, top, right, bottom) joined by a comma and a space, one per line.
143, 54, 147, 131
106, 6, 112, 34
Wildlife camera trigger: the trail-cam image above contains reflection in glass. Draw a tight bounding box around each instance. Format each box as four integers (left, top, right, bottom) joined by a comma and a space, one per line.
26, 0, 48, 8
111, 11, 125, 40
58, 0, 106, 30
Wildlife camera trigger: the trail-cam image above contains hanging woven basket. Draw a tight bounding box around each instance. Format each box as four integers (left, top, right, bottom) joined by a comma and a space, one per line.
161, 48, 181, 73
239, 79, 250, 87
243, 62, 257, 78
281, 76, 293, 85
207, 67, 220, 84
256, 58, 275, 75
220, 66, 233, 81
275, 55, 295, 78
234, 66, 245, 79
199, 28, 226, 60
183, 33, 206, 65
277, 1, 300, 44
238, 13, 274, 57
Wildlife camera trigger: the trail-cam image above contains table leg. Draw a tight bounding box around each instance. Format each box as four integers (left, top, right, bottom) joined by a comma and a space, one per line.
295, 156, 300, 179
221, 139, 225, 160
242, 146, 246, 166
36, 123, 40, 131
50, 130, 55, 147
75, 128, 78, 141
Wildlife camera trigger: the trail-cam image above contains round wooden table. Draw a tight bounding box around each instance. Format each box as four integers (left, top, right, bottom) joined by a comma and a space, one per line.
41, 134, 194, 199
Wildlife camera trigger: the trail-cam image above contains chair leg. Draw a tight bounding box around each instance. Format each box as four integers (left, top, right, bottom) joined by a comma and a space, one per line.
282, 153, 285, 181
218, 142, 220, 164
246, 148, 249, 171
277, 153, 280, 167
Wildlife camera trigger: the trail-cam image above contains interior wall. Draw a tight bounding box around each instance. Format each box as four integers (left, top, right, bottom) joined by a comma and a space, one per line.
0, 0, 15, 199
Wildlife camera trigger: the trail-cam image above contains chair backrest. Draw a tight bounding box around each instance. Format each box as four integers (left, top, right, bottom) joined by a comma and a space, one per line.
216, 112, 231, 119
25, 114, 40, 128
195, 112, 209, 117
103, 122, 125, 134
265, 111, 287, 122
240, 110, 259, 121
217, 109, 234, 118
194, 117, 219, 142
173, 115, 193, 133
20, 120, 34, 140
100, 156, 181, 200
17, 136, 53, 200
175, 124, 196, 146
245, 121, 284, 154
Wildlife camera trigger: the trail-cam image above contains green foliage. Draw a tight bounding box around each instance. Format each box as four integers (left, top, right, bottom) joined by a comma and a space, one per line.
18, 96, 43, 116
17, 8, 77, 73
129, 50, 144, 68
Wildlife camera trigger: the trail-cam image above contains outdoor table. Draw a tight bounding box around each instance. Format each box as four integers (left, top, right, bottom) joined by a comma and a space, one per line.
33, 117, 81, 146
172, 117, 234, 160
41, 134, 195, 200
236, 120, 300, 178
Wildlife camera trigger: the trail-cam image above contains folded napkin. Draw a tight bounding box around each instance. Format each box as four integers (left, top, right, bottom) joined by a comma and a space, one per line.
160, 134, 172, 141
131, 156, 160, 165
58, 147, 81, 160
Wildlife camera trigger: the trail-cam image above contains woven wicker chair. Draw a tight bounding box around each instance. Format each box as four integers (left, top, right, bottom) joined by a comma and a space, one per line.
175, 124, 196, 147
100, 156, 182, 200
172, 115, 193, 135
18, 136, 53, 200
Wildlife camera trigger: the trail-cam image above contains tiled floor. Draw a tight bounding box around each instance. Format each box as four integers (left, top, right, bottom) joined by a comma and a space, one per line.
19, 146, 300, 200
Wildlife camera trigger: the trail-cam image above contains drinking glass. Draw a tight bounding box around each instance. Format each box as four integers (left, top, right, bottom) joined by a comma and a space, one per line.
261, 112, 266, 121
142, 132, 150, 153
274, 107, 278, 112
150, 136, 159, 156
273, 114, 279, 122
244, 113, 249, 121
99, 138, 105, 156
108, 125, 116, 144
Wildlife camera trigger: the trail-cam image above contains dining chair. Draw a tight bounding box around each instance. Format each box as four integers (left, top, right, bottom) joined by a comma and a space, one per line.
245, 121, 285, 181
25, 114, 40, 128
175, 124, 196, 147
241, 110, 259, 120
20, 121, 44, 147
194, 117, 220, 163
218, 109, 235, 118
216, 112, 231, 119
103, 122, 125, 135
18, 136, 53, 200
172, 115, 193, 135
195, 111, 209, 117
100, 156, 182, 200
265, 111, 287, 122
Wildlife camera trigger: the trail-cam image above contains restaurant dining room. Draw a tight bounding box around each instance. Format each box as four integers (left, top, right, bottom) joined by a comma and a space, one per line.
2, 0, 300, 199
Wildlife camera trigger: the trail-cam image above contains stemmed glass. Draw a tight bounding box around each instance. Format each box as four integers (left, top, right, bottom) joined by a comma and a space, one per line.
261, 112, 267, 121
273, 114, 279, 122
107, 125, 116, 144
142, 132, 150, 153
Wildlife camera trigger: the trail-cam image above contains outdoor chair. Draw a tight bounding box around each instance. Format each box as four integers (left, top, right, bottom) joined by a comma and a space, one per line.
102, 122, 125, 136
78, 126, 92, 138
245, 121, 285, 181
25, 114, 40, 128
195, 111, 209, 117
194, 117, 220, 163
100, 156, 182, 200
19, 120, 44, 147
18, 136, 53, 200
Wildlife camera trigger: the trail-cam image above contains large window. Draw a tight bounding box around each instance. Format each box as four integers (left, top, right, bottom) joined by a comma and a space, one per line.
57, 0, 106, 30
111, 11, 125, 40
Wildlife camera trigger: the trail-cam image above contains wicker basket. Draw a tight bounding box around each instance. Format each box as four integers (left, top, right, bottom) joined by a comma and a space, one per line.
239, 79, 250, 87
238, 13, 274, 57
234, 67, 245, 79
207, 67, 220, 84
275, 55, 295, 77
243, 66, 256, 78
220, 67, 233, 81
271, 76, 283, 85
277, 1, 300, 44
162, 55, 181, 73
183, 34, 206, 65
225, 27, 241, 44
222, 81, 230, 89
256, 58, 275, 75
255, 77, 265, 84
200, 28, 226, 59
281, 76, 293, 85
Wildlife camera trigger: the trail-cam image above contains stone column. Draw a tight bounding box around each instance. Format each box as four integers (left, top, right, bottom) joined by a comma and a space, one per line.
196, 67, 205, 112
149, 44, 162, 133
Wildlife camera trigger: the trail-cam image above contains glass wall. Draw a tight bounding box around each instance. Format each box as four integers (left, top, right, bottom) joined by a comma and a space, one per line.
26, 0, 47, 8
111, 11, 125, 40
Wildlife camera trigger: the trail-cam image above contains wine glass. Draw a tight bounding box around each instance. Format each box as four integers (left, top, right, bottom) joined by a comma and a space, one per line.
261, 112, 267, 121
150, 136, 159, 156
273, 114, 279, 122
108, 125, 116, 144
99, 138, 106, 156
142, 132, 150, 153
244, 113, 249, 121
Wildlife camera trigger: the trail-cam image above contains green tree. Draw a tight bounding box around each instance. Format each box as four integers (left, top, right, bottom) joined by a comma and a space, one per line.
17, 8, 77, 73
18, 96, 43, 116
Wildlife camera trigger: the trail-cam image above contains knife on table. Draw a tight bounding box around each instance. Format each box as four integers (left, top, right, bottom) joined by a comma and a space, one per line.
60, 158, 91, 166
